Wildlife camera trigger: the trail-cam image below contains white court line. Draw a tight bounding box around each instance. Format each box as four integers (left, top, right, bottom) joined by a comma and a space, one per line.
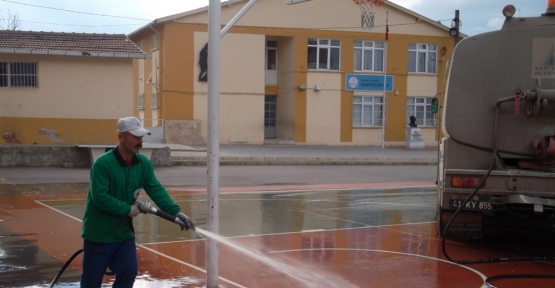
138, 245, 246, 288
35, 186, 440, 287
35, 200, 83, 223
35, 200, 244, 287
270, 248, 487, 285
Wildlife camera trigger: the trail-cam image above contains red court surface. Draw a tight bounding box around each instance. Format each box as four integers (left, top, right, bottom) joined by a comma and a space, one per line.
1, 182, 554, 287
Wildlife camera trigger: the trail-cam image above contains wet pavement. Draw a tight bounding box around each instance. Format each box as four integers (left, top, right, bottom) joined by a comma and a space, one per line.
2, 181, 555, 287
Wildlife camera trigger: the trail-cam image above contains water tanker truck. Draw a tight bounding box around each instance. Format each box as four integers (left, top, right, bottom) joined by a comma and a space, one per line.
438, 1, 555, 239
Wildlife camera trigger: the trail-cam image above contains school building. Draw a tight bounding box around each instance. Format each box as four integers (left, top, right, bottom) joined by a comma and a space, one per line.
128, 0, 460, 147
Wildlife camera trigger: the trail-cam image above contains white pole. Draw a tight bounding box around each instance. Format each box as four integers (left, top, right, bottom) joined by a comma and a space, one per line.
381, 11, 388, 149
207, 0, 221, 287
220, 0, 259, 38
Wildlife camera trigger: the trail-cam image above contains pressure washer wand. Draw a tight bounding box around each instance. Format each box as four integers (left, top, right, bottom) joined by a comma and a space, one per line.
140, 205, 195, 231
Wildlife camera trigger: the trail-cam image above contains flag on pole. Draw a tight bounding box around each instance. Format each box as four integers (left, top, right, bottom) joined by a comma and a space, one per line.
385, 18, 389, 40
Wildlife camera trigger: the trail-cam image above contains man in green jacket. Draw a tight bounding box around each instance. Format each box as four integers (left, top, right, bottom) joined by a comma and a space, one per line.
80, 117, 195, 288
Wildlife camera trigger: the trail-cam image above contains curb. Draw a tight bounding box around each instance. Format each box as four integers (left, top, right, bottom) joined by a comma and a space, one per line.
171, 157, 437, 166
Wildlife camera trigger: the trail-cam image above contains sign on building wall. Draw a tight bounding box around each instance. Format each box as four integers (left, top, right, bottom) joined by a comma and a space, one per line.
345, 74, 394, 92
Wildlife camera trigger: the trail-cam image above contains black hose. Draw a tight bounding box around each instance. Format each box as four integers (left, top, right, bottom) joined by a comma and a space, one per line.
48, 248, 83, 288
485, 274, 555, 287
50, 208, 183, 287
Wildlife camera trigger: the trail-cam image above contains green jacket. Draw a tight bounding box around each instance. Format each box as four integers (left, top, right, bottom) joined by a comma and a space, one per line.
81, 147, 181, 243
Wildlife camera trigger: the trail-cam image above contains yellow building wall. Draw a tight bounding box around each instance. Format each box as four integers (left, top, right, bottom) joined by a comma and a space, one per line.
352, 128, 386, 146
192, 32, 266, 144
177, 0, 447, 37
293, 34, 308, 143
161, 23, 195, 120
0, 54, 135, 145
276, 36, 297, 141
341, 36, 355, 143
0, 54, 133, 119
306, 71, 342, 144
0, 117, 117, 144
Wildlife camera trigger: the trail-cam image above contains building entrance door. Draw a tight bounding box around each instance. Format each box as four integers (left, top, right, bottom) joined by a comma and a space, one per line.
264, 95, 277, 139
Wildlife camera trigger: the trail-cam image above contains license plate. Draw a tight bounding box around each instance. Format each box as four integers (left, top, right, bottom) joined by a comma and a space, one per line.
449, 199, 492, 210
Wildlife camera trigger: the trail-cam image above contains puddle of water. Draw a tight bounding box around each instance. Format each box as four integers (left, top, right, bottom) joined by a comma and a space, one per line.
195, 228, 357, 288
22, 274, 202, 288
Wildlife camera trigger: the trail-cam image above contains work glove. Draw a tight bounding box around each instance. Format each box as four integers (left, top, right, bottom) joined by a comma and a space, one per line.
176, 212, 195, 231
128, 202, 141, 217
138, 201, 154, 214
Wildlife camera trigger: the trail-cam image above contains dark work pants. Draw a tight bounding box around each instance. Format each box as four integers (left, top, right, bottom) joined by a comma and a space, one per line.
81, 238, 138, 288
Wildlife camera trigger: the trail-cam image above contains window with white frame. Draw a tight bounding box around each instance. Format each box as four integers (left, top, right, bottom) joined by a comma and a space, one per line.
406, 97, 435, 127
307, 38, 340, 70
138, 93, 144, 110
0, 62, 38, 87
354, 40, 384, 72
353, 96, 384, 127
408, 43, 437, 74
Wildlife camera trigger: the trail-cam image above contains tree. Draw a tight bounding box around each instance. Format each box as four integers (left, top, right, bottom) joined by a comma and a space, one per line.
0, 8, 21, 30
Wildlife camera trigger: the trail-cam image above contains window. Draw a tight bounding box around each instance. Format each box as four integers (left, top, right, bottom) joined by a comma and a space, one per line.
138, 93, 144, 110
151, 92, 158, 109
307, 38, 340, 70
406, 97, 435, 127
352, 96, 384, 127
354, 40, 384, 72
408, 43, 437, 74
0, 62, 38, 87
266, 41, 277, 70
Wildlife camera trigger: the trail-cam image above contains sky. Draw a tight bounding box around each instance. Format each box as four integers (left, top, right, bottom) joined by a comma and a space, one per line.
0, 0, 549, 36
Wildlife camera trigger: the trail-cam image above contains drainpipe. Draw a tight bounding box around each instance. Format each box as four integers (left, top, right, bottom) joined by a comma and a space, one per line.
149, 23, 162, 136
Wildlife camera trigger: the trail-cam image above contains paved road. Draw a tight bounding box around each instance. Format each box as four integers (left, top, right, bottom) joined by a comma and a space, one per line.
172, 144, 439, 165
0, 165, 438, 188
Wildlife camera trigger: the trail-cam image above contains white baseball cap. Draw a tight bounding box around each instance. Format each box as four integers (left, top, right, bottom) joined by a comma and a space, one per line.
116, 117, 151, 137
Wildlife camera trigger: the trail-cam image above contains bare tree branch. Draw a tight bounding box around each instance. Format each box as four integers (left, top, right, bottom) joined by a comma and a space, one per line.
0, 8, 21, 30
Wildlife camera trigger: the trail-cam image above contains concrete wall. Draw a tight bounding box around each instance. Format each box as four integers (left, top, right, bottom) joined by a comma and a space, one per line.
0, 145, 171, 167
164, 120, 202, 145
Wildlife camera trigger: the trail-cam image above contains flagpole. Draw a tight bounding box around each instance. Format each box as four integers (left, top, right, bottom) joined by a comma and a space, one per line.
382, 11, 388, 149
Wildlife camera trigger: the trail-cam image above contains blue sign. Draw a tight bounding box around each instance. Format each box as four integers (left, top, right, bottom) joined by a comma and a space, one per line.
346, 74, 393, 92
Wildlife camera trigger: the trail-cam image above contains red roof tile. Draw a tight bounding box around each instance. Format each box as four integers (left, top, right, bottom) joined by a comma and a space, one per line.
0, 30, 145, 56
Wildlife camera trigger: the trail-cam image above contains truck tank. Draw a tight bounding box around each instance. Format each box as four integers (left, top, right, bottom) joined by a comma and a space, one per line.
438, 2, 555, 239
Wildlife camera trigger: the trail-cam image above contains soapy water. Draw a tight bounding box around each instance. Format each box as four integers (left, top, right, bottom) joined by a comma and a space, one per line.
195, 228, 357, 288
24, 274, 201, 288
